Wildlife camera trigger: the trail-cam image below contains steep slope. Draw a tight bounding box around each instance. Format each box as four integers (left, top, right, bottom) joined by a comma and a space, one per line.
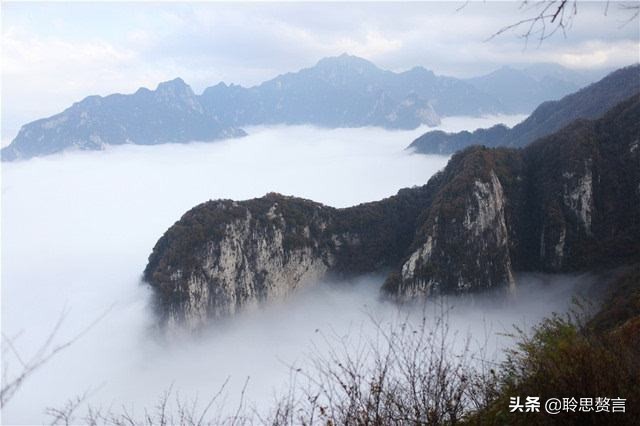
390, 94, 640, 297
144, 95, 639, 329
409, 64, 640, 154
1, 79, 246, 161
383, 147, 522, 297
522, 95, 640, 272
143, 183, 445, 330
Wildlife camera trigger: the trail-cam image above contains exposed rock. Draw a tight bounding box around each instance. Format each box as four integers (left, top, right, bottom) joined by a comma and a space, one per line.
145, 183, 446, 330
562, 160, 594, 235
145, 94, 640, 330
389, 156, 517, 298
146, 196, 335, 331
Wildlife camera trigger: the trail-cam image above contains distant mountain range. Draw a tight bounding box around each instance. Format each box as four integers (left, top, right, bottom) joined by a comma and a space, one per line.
2, 54, 603, 161
409, 64, 640, 155
1, 79, 247, 162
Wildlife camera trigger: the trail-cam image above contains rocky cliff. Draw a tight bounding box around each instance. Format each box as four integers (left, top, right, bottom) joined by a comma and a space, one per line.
144, 196, 336, 330
144, 183, 444, 330
144, 94, 640, 330
384, 148, 522, 298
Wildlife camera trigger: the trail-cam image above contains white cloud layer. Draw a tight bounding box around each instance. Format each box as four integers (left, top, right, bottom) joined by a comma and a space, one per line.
2, 118, 590, 423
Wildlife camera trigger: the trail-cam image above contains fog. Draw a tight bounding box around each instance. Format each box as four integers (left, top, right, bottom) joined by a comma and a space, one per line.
0, 114, 599, 423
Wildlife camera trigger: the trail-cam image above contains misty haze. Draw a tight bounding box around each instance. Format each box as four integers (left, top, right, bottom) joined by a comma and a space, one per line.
2, 1, 639, 425
2, 118, 522, 421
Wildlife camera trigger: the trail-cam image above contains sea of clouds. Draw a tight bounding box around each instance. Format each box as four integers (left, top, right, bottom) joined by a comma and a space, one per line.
1, 114, 599, 423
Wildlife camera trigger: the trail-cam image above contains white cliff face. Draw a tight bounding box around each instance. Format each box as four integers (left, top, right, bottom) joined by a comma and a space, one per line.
181, 274, 210, 331
417, 105, 441, 126
553, 227, 566, 269
562, 160, 594, 235
535, 159, 594, 271
398, 170, 515, 297
464, 171, 515, 290
539, 222, 567, 271
401, 236, 433, 281
165, 206, 332, 331
464, 172, 509, 246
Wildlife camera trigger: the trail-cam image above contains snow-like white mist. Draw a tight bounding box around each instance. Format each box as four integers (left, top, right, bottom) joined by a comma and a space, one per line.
2, 114, 597, 424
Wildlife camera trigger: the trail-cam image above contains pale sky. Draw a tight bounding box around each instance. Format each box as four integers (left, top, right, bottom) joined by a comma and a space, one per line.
2, 1, 639, 144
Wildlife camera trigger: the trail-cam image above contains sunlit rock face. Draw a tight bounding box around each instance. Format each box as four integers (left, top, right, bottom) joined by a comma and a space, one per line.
171, 212, 333, 330
144, 196, 338, 331
145, 95, 640, 329
536, 157, 595, 271
144, 185, 443, 330
395, 164, 516, 298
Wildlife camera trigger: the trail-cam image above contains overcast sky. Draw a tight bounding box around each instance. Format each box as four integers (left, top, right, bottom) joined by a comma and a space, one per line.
2, 1, 639, 144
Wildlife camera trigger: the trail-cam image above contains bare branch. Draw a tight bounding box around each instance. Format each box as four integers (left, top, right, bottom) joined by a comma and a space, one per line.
1, 305, 113, 407
483, 0, 639, 45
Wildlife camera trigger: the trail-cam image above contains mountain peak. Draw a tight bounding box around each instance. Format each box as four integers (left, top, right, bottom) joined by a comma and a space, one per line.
491, 65, 518, 75
315, 54, 378, 70
156, 77, 191, 93
154, 78, 198, 107
403, 66, 436, 78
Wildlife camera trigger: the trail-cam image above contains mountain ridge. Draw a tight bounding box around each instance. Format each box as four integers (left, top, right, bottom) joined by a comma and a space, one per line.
2, 54, 597, 161
143, 93, 640, 331
409, 64, 640, 155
